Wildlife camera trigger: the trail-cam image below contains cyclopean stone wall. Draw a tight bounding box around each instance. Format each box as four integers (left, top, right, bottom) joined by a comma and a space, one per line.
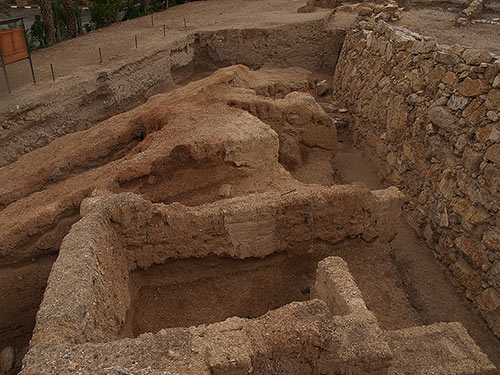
334, 20, 500, 337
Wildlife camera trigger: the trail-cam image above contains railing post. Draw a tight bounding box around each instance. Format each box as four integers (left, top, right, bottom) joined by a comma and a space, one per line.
0, 48, 11, 94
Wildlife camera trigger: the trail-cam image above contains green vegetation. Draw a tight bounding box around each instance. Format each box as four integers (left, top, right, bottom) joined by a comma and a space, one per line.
89, 0, 198, 29
26, 0, 198, 50
89, 0, 122, 28
29, 3, 81, 48
0, 0, 9, 17
28, 15, 47, 48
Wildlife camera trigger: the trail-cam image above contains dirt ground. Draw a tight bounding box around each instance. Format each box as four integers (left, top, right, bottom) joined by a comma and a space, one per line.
0, 0, 328, 98
2, 0, 500, 100
397, 6, 500, 55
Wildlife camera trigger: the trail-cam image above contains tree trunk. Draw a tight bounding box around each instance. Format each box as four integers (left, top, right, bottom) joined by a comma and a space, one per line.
62, 0, 77, 37
39, 0, 56, 45
0, 0, 10, 17
77, 16, 82, 35
141, 0, 150, 11
55, 22, 61, 41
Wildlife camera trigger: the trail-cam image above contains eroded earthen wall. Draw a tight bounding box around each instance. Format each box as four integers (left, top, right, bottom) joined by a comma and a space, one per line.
334, 20, 500, 336
0, 19, 345, 168
30, 185, 400, 347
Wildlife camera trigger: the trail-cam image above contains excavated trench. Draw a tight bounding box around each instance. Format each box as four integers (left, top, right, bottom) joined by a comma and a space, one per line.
123, 253, 314, 337
0, 256, 56, 374
0, 28, 344, 369
1, 15, 500, 375
123, 243, 369, 338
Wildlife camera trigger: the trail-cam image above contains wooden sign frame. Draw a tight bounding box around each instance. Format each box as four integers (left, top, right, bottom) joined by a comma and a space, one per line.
0, 17, 36, 94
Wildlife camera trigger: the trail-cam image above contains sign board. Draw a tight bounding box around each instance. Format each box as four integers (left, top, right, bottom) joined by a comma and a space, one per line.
0, 17, 36, 94
0, 26, 29, 65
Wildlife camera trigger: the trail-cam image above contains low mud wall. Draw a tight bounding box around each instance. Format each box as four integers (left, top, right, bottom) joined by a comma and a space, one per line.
31, 186, 400, 347
334, 20, 500, 337
23, 255, 395, 375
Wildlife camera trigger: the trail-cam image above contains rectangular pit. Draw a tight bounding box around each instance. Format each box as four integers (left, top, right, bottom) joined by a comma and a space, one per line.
123, 253, 316, 337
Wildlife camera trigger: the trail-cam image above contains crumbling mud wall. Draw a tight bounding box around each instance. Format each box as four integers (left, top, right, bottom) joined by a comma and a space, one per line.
0, 65, 333, 267
194, 20, 345, 73
0, 65, 339, 368
23, 192, 497, 375
0, 19, 345, 168
24, 253, 399, 375
30, 186, 400, 347
334, 20, 500, 337
412, 0, 500, 12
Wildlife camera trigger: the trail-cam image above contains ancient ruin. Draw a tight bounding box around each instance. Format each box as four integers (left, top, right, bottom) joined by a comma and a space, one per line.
0, 0, 499, 374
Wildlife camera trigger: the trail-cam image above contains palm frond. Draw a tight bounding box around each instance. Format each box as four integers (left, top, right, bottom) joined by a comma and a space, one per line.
0, 0, 11, 17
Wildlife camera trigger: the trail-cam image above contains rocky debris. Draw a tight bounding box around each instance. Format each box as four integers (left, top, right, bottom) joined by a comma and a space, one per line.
358, 6, 373, 16
462, 0, 484, 19
316, 80, 328, 96
470, 18, 500, 25
305, 0, 404, 20
455, 0, 484, 25
374, 2, 403, 21
334, 20, 500, 338
0, 347, 15, 374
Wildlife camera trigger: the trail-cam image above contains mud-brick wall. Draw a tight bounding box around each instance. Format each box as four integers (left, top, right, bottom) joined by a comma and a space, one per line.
334, 20, 500, 337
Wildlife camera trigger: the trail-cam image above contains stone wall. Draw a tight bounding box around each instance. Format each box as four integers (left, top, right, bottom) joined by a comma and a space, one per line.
334, 20, 500, 337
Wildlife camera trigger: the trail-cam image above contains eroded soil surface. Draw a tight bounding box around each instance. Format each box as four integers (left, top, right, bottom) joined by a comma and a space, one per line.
1, 0, 500, 372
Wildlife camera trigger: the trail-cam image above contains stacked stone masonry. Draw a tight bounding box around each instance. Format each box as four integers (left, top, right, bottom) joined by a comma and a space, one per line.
334, 20, 500, 337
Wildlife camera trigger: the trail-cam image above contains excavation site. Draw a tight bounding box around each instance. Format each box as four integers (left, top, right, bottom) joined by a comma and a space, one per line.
0, 0, 499, 373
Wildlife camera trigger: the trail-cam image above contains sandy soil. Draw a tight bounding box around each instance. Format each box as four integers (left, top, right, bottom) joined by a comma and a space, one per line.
397, 7, 500, 55
2, 0, 499, 103
0, 0, 328, 99
125, 253, 313, 337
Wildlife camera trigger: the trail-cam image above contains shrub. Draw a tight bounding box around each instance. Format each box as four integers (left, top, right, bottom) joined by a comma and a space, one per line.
90, 0, 123, 28
30, 15, 47, 48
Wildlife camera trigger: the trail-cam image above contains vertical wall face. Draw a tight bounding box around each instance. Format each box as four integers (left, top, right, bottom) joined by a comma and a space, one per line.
334, 21, 500, 337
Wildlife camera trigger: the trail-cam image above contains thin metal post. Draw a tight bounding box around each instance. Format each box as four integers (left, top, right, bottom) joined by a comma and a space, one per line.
50, 63, 55, 81
163, 24, 166, 37
99, 47, 102, 64
21, 18, 36, 85
135, 35, 138, 49
151, 14, 154, 27
0, 48, 11, 94
183, 17, 186, 28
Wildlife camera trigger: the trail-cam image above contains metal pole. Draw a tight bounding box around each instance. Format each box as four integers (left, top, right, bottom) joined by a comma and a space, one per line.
151, 15, 154, 27
183, 17, 186, 28
21, 18, 36, 85
50, 63, 55, 81
99, 47, 102, 64
163, 24, 166, 37
135, 35, 138, 49
0, 48, 11, 94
